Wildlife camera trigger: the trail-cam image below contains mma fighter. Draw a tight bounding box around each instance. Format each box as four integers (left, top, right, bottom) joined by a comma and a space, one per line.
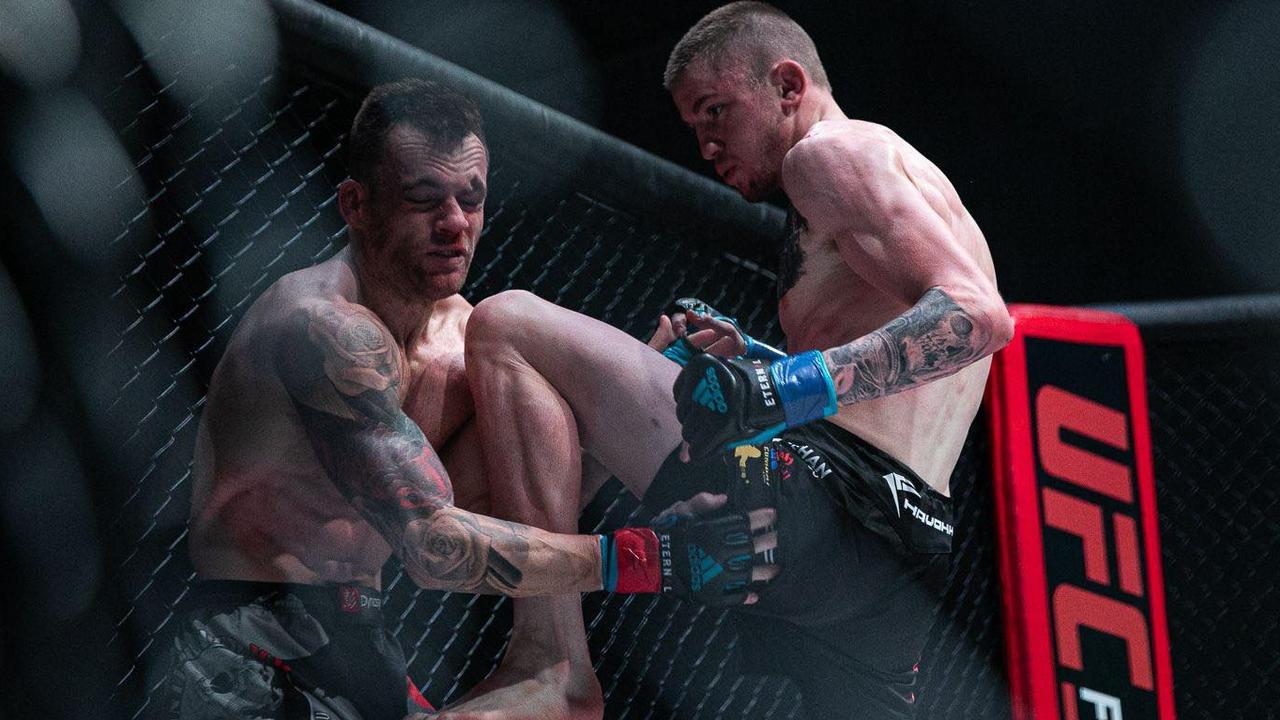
162, 79, 774, 720
445, 2, 1013, 718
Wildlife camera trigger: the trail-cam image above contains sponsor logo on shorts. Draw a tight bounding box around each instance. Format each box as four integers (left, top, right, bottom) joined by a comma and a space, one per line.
885, 473, 954, 536
693, 367, 728, 413
338, 586, 382, 613
903, 497, 955, 537
884, 472, 922, 516
732, 443, 777, 489
339, 587, 360, 613
734, 444, 763, 481
789, 443, 832, 479
768, 445, 788, 479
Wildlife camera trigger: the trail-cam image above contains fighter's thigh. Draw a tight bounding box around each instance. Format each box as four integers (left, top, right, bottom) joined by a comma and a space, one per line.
466, 290, 682, 495
441, 420, 490, 515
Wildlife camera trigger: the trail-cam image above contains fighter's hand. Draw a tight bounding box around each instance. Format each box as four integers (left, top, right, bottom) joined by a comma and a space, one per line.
674, 352, 838, 460
646, 311, 688, 352
603, 492, 778, 606
656, 492, 779, 603
649, 304, 748, 360
684, 309, 746, 358
650, 295, 747, 366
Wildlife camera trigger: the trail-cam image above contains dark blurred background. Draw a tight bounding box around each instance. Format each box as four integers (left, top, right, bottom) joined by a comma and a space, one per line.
321, 0, 1280, 304
1, 2, 1277, 719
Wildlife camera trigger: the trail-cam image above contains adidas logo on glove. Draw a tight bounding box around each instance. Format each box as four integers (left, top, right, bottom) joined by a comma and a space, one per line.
686, 544, 723, 591
693, 367, 728, 413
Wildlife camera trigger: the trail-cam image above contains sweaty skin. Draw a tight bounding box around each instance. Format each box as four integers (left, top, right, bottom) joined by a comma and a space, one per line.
672, 60, 1011, 494
189, 128, 601, 597
780, 120, 1004, 492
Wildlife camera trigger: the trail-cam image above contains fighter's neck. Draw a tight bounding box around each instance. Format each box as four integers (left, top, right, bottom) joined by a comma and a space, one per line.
340, 248, 441, 350
791, 98, 848, 145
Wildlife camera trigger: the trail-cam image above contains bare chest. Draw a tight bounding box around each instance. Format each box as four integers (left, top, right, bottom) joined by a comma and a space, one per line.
401, 341, 473, 448
777, 211, 903, 351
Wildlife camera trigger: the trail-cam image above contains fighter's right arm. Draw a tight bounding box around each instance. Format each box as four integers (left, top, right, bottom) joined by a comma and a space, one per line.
274, 297, 601, 596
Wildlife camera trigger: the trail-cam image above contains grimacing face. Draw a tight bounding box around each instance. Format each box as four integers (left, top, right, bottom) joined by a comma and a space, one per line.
672, 62, 790, 202
359, 125, 488, 301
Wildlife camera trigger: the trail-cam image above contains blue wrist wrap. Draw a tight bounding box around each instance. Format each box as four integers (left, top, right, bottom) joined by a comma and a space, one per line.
742, 335, 787, 361
661, 337, 696, 367
600, 535, 618, 592
771, 350, 838, 426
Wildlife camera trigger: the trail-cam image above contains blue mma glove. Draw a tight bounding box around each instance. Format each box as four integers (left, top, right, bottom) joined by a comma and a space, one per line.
674, 351, 837, 460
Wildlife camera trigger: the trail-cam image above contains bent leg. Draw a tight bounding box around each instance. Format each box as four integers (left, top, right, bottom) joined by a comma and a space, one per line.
467, 290, 682, 498
446, 291, 682, 719
440, 420, 491, 515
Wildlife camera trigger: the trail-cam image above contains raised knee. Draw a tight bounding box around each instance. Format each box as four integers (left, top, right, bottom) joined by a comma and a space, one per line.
466, 289, 546, 351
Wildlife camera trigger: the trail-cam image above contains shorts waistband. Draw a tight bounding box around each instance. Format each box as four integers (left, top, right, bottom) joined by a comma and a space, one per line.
800, 420, 951, 505
186, 579, 387, 623
779, 420, 955, 554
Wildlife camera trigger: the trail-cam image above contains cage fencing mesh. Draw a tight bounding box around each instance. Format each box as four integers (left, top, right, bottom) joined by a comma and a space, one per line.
97, 14, 1017, 719
1141, 329, 1280, 719
90, 4, 1280, 720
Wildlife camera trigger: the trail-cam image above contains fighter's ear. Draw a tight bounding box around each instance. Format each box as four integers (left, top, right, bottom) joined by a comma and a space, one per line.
771, 59, 807, 115
338, 178, 369, 229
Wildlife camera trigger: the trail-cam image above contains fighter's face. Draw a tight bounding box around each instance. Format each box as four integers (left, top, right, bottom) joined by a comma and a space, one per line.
358, 126, 488, 301
672, 62, 789, 202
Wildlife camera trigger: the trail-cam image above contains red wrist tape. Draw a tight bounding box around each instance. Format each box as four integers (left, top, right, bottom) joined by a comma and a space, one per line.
612, 527, 662, 593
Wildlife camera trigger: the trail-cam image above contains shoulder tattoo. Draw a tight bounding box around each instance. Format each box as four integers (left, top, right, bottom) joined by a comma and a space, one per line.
306, 301, 401, 397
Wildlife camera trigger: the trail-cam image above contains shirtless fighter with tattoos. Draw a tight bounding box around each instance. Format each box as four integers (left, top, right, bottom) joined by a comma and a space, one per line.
445, 3, 1012, 718
163, 79, 776, 720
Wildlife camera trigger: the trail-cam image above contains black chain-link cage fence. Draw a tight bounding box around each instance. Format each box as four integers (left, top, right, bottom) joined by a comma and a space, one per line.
1101, 299, 1280, 720
1, 1, 1276, 718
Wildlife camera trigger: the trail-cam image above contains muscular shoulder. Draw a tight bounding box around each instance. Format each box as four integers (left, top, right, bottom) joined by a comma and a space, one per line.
233, 254, 356, 340
784, 120, 897, 183
273, 295, 405, 400
783, 121, 924, 234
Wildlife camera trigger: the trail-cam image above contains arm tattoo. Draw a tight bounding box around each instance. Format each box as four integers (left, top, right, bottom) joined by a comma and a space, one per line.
277, 299, 535, 594
824, 287, 991, 405
401, 509, 527, 592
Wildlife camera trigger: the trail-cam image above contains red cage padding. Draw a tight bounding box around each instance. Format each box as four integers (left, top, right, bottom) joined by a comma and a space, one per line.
987, 306, 1175, 720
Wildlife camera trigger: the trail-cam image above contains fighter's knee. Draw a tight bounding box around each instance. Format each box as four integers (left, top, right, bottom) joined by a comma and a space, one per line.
466, 290, 545, 348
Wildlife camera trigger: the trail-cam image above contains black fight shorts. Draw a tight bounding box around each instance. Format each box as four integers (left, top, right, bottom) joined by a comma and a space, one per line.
156, 581, 427, 720
644, 420, 955, 720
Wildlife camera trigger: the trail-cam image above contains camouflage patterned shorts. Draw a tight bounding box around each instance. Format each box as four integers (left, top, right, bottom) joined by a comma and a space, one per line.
156, 581, 423, 720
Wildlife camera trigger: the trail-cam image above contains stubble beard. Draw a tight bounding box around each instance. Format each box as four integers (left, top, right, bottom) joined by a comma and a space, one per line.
355, 231, 468, 307
740, 130, 788, 202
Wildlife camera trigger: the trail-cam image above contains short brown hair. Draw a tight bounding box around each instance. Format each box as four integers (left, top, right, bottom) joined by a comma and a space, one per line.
346, 78, 485, 187
663, 2, 829, 91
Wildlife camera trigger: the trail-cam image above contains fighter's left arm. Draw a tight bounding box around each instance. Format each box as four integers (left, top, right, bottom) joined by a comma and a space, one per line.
671, 134, 1015, 458
784, 133, 1014, 406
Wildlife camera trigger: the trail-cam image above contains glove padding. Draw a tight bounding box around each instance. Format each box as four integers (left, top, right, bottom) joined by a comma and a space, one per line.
655, 510, 754, 605
674, 352, 837, 460
604, 510, 755, 606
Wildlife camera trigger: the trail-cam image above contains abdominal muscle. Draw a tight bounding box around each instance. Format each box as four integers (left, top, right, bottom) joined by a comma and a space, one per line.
779, 236, 992, 497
